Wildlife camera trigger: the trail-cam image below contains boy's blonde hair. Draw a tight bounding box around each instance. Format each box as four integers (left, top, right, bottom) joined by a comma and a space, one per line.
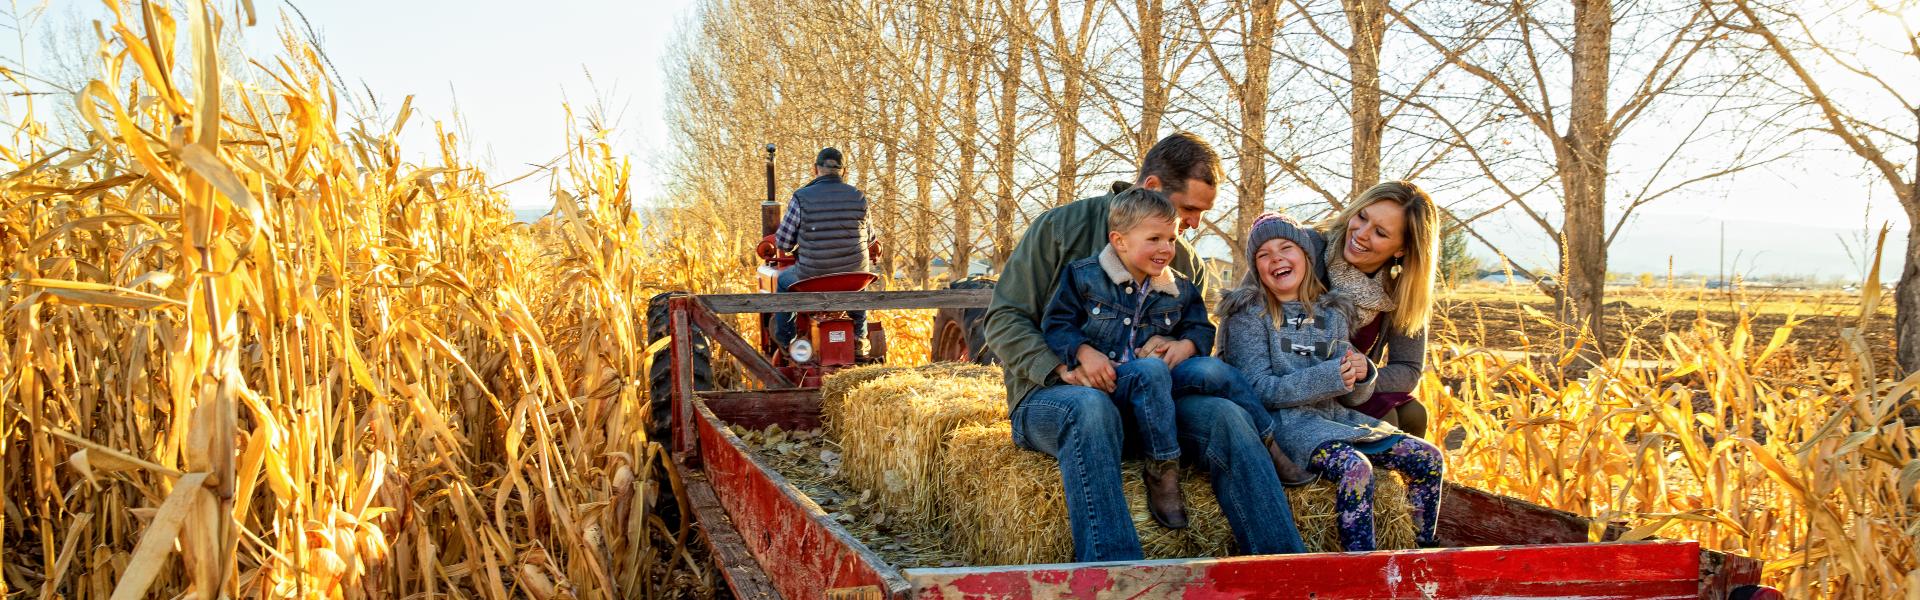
1108, 187, 1178, 234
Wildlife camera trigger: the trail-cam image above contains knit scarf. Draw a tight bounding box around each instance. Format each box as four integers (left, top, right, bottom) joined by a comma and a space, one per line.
1326, 244, 1397, 328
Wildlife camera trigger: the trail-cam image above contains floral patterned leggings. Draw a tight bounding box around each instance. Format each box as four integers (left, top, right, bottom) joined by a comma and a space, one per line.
1308, 436, 1445, 551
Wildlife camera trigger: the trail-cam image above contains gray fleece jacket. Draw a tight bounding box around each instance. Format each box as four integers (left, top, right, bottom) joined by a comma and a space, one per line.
1217, 290, 1401, 463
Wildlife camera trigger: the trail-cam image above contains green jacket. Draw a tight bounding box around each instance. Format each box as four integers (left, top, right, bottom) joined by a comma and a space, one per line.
984, 186, 1214, 413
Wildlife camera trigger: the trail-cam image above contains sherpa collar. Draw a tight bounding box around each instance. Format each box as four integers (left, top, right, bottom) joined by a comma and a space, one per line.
1097, 245, 1181, 297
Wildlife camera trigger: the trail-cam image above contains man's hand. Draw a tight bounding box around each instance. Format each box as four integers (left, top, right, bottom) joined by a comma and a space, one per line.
1055, 364, 1088, 387
1075, 345, 1117, 392
1139, 336, 1199, 367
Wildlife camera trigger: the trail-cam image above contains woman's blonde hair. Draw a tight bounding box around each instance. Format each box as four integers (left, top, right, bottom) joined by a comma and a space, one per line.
1320, 181, 1439, 334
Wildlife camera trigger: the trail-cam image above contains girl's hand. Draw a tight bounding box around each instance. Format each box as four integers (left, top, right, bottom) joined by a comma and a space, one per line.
1339, 350, 1367, 387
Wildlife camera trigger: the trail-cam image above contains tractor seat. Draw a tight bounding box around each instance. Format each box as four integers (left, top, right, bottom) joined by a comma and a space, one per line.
789, 272, 878, 293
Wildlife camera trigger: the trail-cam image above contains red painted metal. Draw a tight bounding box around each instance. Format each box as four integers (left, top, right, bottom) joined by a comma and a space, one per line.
790, 272, 881, 293
694, 398, 912, 600
815, 319, 860, 366
904, 541, 1705, 599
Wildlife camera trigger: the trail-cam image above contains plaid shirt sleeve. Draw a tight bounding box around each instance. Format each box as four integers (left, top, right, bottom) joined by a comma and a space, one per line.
774, 195, 804, 252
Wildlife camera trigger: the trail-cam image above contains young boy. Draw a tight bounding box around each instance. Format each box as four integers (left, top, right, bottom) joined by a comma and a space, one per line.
1037, 188, 1215, 529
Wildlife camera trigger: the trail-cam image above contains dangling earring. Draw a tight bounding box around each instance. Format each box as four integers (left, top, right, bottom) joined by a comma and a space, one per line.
1389, 256, 1404, 278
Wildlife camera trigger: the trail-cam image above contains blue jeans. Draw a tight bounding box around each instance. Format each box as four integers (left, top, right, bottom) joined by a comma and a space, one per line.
1170, 356, 1278, 442
1012, 381, 1307, 562
1111, 358, 1180, 461
773, 268, 866, 346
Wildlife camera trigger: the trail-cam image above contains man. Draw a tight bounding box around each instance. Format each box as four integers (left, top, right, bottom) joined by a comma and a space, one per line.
984, 132, 1307, 561
773, 147, 875, 348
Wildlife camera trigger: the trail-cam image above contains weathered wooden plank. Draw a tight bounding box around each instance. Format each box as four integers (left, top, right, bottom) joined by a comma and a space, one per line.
698, 389, 824, 432
700, 289, 993, 314
671, 296, 699, 461
683, 469, 782, 600
695, 399, 912, 600
1436, 481, 1627, 546
687, 296, 793, 387
903, 541, 1705, 600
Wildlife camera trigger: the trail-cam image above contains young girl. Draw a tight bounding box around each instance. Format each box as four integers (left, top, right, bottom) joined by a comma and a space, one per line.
1216, 213, 1445, 551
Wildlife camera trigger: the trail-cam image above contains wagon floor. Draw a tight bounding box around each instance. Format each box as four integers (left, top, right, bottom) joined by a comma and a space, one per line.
730, 424, 969, 569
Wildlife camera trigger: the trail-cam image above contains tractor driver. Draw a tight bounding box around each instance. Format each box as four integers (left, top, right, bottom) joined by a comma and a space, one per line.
772, 147, 877, 352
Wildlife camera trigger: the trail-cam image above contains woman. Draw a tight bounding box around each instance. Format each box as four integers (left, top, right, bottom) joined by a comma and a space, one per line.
1319, 181, 1440, 437
1216, 213, 1444, 550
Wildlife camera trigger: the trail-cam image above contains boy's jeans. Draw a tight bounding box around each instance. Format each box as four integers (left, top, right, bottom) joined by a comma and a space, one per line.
1111, 357, 1181, 461
1010, 358, 1308, 562
1113, 355, 1280, 461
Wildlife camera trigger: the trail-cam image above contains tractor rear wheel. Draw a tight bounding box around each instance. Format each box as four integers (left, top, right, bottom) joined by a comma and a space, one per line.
646, 292, 713, 443
932, 276, 997, 364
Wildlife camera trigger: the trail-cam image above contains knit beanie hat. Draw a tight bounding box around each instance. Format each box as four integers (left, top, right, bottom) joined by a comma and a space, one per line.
1244, 212, 1325, 267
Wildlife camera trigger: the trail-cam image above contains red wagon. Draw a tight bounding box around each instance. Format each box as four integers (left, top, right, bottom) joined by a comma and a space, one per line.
661, 290, 1777, 600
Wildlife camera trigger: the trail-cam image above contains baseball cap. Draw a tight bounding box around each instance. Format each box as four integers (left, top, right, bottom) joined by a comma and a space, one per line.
815, 147, 843, 169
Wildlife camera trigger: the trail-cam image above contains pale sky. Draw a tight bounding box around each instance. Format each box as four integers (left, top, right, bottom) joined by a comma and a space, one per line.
3, 0, 1910, 280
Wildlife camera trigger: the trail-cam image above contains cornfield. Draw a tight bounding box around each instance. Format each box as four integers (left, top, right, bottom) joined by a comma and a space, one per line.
0, 2, 1914, 599
1424, 290, 1918, 598
0, 3, 740, 597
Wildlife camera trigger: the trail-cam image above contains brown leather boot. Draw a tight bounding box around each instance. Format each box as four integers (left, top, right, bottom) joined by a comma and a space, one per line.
1144, 459, 1190, 529
1267, 438, 1316, 487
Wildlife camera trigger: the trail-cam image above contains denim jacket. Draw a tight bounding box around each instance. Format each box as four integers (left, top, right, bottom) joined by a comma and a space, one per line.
1042, 245, 1215, 368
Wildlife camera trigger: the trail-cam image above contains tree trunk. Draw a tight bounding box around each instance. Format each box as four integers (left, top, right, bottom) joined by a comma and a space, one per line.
910, 30, 952, 288
952, 41, 984, 283
992, 13, 1027, 271
1561, 0, 1614, 353
1046, 0, 1089, 207
1897, 199, 1919, 375
1233, 0, 1277, 254
878, 93, 901, 280
1136, 0, 1167, 156
998, 12, 1029, 271
1054, 75, 1083, 207
1343, 0, 1385, 201
912, 114, 936, 287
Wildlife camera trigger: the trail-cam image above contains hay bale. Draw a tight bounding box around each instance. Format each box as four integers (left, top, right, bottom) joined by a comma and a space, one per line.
1121, 462, 1235, 559
916, 362, 1002, 380
938, 422, 1233, 564
819, 364, 907, 434
1286, 472, 1416, 553
939, 422, 1415, 565
940, 422, 1070, 565
818, 362, 1001, 436
835, 371, 1005, 526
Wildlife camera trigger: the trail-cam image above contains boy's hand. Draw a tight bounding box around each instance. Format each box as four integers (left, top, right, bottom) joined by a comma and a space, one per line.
1138, 336, 1198, 367
1076, 345, 1117, 392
